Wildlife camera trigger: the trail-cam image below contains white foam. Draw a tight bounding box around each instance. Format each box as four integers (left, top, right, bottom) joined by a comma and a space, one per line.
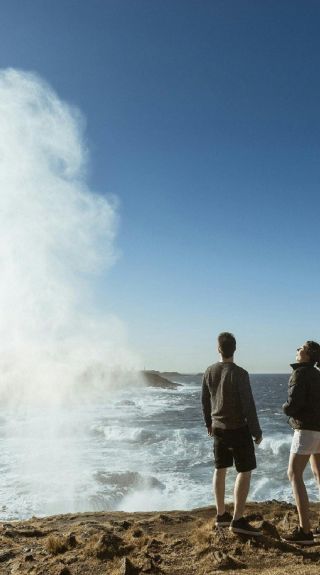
259, 434, 292, 456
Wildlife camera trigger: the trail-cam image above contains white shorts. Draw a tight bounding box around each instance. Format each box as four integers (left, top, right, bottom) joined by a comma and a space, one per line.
290, 430, 320, 455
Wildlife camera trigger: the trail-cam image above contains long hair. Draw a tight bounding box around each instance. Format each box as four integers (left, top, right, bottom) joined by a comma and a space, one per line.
305, 340, 320, 367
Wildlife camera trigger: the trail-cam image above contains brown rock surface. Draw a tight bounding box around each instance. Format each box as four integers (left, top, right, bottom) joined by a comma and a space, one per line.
0, 501, 320, 574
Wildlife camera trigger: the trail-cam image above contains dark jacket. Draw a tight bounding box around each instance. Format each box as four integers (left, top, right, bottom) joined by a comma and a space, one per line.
282, 362, 320, 431
201, 362, 262, 439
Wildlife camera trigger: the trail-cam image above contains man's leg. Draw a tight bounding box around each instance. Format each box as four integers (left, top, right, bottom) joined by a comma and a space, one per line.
287, 452, 310, 533
213, 467, 227, 515
233, 471, 251, 520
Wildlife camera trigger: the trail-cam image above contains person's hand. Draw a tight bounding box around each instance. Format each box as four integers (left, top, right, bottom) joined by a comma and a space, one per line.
254, 435, 263, 445
207, 425, 213, 437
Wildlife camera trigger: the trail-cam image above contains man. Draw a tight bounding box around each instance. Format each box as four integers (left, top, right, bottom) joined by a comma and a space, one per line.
201, 332, 263, 536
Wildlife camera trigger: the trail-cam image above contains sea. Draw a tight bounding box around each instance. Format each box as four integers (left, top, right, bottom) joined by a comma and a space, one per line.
0, 373, 318, 521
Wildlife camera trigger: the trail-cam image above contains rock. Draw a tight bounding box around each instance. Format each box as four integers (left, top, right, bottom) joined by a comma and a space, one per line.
246, 513, 264, 522
58, 567, 72, 575
141, 371, 180, 389
66, 533, 77, 547
10, 561, 22, 574
213, 551, 247, 570
142, 558, 153, 572
24, 554, 34, 561
120, 557, 140, 575
4, 527, 46, 538
118, 520, 132, 531
95, 532, 124, 559
0, 550, 15, 562
146, 538, 162, 549
260, 520, 280, 539
170, 539, 183, 548
157, 514, 174, 524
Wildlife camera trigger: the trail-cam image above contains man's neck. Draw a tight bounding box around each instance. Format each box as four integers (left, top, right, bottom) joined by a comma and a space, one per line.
219, 356, 234, 363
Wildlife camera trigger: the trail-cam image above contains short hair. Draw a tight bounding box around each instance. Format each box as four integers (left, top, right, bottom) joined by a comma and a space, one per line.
218, 332, 236, 358
305, 340, 320, 366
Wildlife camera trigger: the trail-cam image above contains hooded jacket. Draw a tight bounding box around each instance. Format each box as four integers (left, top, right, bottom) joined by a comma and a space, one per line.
282, 362, 320, 431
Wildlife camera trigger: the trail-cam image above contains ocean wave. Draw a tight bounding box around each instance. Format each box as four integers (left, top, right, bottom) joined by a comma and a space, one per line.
90, 425, 159, 444
258, 434, 291, 456
94, 470, 165, 490
250, 476, 293, 502
88, 471, 167, 511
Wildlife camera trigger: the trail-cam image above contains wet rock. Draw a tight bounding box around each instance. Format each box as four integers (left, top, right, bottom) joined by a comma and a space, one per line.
120, 557, 140, 575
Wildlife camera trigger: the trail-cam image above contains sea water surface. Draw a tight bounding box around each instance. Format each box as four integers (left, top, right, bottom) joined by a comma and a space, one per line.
0, 373, 317, 520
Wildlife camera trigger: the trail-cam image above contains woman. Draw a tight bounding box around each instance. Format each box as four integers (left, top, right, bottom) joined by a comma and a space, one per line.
282, 341, 320, 544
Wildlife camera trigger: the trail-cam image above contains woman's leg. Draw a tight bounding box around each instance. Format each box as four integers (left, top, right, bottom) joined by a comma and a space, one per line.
287, 452, 311, 532
310, 453, 320, 489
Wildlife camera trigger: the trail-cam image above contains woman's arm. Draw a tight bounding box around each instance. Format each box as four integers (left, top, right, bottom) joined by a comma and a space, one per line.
282, 370, 306, 416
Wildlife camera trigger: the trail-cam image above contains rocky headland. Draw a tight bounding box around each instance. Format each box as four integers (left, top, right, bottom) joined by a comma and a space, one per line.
1, 501, 320, 574
141, 371, 181, 389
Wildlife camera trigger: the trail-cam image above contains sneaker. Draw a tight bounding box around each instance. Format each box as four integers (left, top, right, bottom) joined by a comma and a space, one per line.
314, 526, 320, 539
215, 511, 233, 527
229, 517, 262, 536
281, 527, 314, 545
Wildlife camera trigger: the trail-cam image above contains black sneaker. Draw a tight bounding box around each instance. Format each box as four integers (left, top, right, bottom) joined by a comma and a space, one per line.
314, 526, 320, 539
215, 511, 233, 527
281, 527, 314, 545
229, 517, 262, 536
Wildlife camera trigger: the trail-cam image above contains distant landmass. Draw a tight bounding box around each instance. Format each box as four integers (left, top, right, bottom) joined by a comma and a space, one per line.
141, 371, 180, 389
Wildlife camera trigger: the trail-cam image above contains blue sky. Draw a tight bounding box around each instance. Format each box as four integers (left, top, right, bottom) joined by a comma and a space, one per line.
1, 0, 320, 372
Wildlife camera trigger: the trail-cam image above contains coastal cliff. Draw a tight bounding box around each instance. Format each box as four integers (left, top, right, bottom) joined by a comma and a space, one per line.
1, 501, 320, 574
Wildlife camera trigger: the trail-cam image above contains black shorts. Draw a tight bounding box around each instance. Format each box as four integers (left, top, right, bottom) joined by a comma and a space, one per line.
213, 425, 256, 472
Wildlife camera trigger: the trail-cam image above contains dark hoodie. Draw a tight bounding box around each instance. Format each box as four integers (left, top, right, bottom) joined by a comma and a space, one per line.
282, 362, 320, 431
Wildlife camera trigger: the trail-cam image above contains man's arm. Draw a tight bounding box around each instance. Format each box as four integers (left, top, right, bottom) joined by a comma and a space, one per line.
201, 373, 212, 433
239, 372, 262, 441
282, 370, 306, 417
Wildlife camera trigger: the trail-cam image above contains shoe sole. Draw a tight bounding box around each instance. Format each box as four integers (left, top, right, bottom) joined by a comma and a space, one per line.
280, 536, 314, 546
215, 522, 231, 527
230, 527, 262, 536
